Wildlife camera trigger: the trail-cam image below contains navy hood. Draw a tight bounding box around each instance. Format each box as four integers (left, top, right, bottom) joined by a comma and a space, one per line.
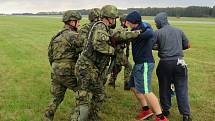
125, 11, 142, 24
154, 12, 169, 29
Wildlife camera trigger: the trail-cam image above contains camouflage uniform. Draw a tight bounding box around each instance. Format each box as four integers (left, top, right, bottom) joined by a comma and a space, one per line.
108, 17, 132, 87
45, 10, 82, 121
78, 8, 109, 86
70, 5, 140, 121
78, 8, 101, 54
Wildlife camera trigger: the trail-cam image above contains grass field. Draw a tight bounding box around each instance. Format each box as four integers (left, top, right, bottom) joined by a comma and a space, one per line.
0, 15, 215, 121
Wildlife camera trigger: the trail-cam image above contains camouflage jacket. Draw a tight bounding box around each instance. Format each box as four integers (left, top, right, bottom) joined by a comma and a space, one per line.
79, 21, 140, 72
48, 25, 83, 65
78, 22, 97, 51
111, 27, 140, 43
80, 21, 113, 72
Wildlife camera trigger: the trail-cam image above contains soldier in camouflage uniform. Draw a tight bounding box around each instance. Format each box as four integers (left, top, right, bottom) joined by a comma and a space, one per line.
70, 5, 141, 121
45, 10, 83, 121
108, 15, 133, 89
78, 8, 109, 86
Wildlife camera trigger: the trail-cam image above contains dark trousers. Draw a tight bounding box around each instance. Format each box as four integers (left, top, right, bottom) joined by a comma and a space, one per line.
156, 60, 191, 115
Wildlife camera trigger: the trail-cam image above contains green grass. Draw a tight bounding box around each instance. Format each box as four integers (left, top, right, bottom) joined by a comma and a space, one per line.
0, 15, 215, 121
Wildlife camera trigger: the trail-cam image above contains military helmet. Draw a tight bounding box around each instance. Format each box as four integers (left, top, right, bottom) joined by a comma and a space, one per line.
101, 5, 118, 19
62, 10, 82, 22
88, 8, 101, 21
119, 14, 127, 22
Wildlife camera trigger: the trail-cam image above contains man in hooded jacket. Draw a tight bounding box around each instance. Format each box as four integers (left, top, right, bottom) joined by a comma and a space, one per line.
154, 12, 192, 121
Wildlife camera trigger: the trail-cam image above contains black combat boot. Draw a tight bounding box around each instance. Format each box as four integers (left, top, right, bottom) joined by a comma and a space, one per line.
183, 115, 192, 121
44, 110, 54, 121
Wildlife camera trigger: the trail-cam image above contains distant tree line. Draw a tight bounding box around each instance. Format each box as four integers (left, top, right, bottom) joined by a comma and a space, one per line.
11, 6, 215, 17
128, 6, 215, 17
0, 13, 7, 15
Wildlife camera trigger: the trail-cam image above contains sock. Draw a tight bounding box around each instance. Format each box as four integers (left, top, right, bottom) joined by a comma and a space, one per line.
156, 113, 164, 120
142, 106, 149, 111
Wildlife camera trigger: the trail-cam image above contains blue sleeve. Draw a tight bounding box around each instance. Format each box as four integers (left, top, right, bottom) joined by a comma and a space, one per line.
143, 22, 153, 30
139, 28, 154, 41
138, 22, 154, 40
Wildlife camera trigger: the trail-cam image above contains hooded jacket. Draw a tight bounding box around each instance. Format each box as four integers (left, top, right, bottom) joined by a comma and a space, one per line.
126, 11, 155, 64
154, 12, 190, 60
131, 22, 155, 64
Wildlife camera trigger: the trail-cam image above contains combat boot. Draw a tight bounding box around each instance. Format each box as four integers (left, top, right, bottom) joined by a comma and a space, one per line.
44, 110, 54, 121
183, 115, 192, 121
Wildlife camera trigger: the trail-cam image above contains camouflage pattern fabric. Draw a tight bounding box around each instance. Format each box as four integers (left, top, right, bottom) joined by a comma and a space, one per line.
70, 20, 141, 121
62, 10, 82, 22
88, 8, 101, 22
77, 23, 91, 52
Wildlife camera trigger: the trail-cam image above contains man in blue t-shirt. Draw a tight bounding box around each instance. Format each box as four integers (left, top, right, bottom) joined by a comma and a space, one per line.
125, 11, 168, 121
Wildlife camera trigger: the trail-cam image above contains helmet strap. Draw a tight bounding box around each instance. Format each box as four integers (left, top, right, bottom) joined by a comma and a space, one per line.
106, 17, 112, 25
74, 20, 77, 28
105, 17, 116, 29
67, 20, 78, 31
73, 20, 78, 31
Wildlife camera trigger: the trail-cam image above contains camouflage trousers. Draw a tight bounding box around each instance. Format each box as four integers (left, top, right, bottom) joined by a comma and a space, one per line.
108, 55, 132, 85
45, 62, 77, 120
70, 57, 105, 121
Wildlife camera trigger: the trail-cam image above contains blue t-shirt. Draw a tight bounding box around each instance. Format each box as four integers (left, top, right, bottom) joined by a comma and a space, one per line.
131, 22, 155, 64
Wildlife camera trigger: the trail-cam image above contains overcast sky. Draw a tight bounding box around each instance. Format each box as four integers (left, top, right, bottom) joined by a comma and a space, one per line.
0, 0, 214, 14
